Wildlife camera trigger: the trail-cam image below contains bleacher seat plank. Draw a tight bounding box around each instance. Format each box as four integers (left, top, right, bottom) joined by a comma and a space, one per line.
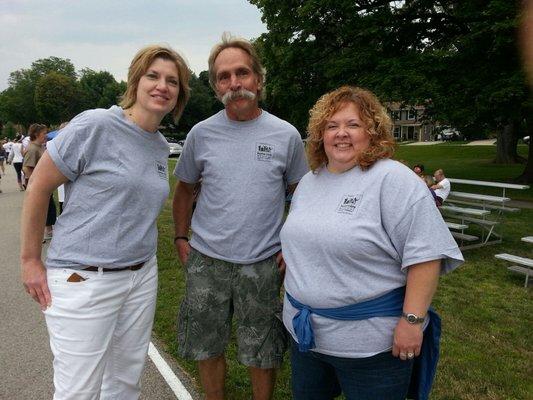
451, 231, 478, 242
448, 191, 510, 203
494, 253, 533, 268
445, 221, 469, 230
440, 205, 491, 216
456, 216, 499, 226
445, 199, 519, 213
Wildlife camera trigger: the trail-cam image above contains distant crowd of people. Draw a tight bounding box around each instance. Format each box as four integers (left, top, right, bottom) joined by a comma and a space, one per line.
15, 34, 463, 400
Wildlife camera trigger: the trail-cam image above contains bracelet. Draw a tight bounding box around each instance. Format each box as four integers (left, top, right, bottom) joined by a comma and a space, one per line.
174, 236, 189, 243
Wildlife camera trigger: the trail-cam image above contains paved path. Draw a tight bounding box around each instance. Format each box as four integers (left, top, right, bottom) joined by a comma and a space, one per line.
0, 167, 199, 399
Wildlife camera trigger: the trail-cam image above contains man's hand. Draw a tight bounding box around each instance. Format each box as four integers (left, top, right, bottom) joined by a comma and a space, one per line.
22, 259, 51, 311
275, 251, 286, 280
175, 239, 191, 266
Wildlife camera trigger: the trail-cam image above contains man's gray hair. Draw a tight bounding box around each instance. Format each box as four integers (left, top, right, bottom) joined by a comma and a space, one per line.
207, 32, 266, 99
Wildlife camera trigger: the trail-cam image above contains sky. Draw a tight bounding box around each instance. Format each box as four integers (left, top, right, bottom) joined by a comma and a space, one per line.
0, 0, 268, 91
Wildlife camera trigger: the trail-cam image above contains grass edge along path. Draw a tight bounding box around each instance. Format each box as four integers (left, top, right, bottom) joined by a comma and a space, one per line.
154, 149, 532, 399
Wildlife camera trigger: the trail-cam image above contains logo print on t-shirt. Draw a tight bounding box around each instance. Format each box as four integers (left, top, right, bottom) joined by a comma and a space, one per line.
337, 194, 362, 214
155, 161, 167, 180
256, 143, 274, 162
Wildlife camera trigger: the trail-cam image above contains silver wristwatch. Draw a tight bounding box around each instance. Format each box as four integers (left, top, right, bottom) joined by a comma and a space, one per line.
401, 312, 425, 324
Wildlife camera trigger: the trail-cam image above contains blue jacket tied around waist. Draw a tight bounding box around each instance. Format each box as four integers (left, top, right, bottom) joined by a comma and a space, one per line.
286, 287, 441, 400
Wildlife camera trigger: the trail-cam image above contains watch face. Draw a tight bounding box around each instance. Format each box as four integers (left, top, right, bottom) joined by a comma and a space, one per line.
407, 314, 417, 323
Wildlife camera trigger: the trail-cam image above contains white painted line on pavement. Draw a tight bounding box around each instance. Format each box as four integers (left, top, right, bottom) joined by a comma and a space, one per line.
148, 341, 193, 400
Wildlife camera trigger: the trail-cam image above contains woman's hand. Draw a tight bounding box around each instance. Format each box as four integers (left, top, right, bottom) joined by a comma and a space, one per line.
175, 239, 191, 266
22, 259, 51, 311
392, 318, 423, 360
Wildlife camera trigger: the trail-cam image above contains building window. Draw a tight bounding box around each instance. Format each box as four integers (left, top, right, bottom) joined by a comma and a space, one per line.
393, 126, 401, 138
391, 111, 400, 121
407, 109, 416, 120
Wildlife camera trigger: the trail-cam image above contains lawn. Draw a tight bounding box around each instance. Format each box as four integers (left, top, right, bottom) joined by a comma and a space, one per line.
154, 147, 532, 400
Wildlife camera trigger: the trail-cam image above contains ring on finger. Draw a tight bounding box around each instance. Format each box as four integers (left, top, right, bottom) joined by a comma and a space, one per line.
400, 352, 407, 358
407, 352, 415, 359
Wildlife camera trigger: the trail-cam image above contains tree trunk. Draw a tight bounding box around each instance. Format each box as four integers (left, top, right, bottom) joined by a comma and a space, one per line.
494, 121, 525, 164
516, 114, 533, 184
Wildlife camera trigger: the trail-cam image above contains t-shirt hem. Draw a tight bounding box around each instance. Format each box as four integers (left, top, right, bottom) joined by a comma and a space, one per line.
400, 249, 464, 273
289, 331, 392, 359
190, 242, 280, 265
45, 251, 157, 269
173, 171, 199, 184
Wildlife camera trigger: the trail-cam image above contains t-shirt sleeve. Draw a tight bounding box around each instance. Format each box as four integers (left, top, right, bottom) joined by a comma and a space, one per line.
285, 132, 309, 185
389, 194, 464, 274
46, 111, 93, 181
173, 128, 201, 183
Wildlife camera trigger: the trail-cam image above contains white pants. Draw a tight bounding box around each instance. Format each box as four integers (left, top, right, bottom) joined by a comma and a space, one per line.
43, 256, 158, 400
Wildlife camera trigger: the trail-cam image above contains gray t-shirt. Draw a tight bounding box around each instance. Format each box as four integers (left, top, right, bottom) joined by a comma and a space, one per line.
46, 106, 170, 269
280, 159, 463, 358
174, 109, 309, 263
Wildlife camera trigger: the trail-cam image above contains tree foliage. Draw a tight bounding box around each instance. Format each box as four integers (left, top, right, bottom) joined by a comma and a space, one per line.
251, 0, 531, 179
34, 72, 82, 125
177, 72, 222, 133
0, 57, 127, 128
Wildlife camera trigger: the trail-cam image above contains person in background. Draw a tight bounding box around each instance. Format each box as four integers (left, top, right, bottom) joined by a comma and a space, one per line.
173, 33, 308, 400
412, 163, 425, 177
280, 86, 463, 400
20, 44, 190, 400
47, 122, 69, 214
8, 135, 26, 191
431, 169, 451, 207
23, 124, 56, 241
3, 138, 13, 165
0, 139, 6, 175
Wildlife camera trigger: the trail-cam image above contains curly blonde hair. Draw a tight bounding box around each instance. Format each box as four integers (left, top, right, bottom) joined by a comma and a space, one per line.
307, 86, 396, 172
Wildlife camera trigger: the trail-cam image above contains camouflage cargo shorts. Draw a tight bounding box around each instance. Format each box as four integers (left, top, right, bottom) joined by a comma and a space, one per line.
177, 247, 287, 368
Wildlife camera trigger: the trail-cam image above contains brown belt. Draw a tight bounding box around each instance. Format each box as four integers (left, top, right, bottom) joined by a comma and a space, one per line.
83, 262, 145, 272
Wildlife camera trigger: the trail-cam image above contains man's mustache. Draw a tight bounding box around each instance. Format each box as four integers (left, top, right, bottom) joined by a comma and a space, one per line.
221, 89, 256, 105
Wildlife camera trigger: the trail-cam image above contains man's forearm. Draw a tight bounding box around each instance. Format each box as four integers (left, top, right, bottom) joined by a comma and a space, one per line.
172, 182, 196, 237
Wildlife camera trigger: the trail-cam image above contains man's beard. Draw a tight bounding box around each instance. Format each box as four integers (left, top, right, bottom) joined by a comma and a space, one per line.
220, 89, 256, 105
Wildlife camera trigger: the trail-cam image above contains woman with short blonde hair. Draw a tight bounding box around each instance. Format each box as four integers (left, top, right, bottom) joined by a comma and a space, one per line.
21, 44, 190, 399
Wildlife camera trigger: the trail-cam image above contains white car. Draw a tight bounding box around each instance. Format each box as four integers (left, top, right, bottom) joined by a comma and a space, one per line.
165, 137, 183, 157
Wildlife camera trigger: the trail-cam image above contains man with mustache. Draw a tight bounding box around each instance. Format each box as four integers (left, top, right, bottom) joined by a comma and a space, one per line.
172, 33, 308, 400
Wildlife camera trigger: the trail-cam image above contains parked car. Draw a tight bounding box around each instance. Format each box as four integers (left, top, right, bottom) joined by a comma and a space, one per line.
436, 126, 463, 141
165, 137, 183, 157
523, 136, 530, 144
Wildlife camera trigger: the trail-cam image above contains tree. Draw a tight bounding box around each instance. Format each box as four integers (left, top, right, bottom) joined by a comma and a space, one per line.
34, 72, 81, 125
177, 73, 222, 133
250, 0, 532, 181
79, 68, 120, 110
0, 57, 78, 126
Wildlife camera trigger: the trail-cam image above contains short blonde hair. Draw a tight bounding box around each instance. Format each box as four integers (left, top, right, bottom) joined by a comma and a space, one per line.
120, 45, 191, 121
307, 86, 395, 172
207, 32, 265, 98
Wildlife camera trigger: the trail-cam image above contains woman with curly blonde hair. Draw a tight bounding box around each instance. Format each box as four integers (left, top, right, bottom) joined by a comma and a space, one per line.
280, 86, 463, 399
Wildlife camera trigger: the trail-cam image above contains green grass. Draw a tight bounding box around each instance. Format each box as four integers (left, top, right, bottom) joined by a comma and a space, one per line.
154, 148, 532, 400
